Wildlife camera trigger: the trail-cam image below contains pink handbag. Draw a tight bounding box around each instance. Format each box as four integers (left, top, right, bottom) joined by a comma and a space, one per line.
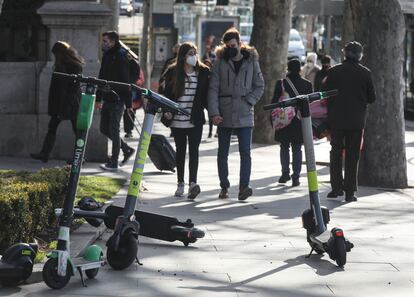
271, 78, 298, 130
310, 99, 328, 119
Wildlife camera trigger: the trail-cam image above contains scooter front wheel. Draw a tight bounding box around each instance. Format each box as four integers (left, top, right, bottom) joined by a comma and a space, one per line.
107, 232, 137, 270
334, 238, 347, 267
42, 258, 71, 289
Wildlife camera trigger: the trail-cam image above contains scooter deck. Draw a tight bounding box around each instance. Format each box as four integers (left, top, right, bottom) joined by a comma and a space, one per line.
72, 258, 104, 271
104, 205, 204, 245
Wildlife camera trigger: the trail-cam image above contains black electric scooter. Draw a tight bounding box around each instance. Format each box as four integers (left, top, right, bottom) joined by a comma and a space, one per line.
0, 243, 37, 286
53, 73, 204, 272
264, 90, 354, 267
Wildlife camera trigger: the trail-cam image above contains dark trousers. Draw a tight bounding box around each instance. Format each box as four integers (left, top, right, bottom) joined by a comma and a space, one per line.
100, 102, 130, 163
217, 127, 252, 189
40, 115, 76, 156
280, 141, 302, 180
171, 126, 203, 184
330, 129, 363, 193
123, 109, 135, 134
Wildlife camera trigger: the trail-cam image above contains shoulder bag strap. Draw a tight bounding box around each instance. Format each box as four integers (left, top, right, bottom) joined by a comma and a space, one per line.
285, 77, 300, 97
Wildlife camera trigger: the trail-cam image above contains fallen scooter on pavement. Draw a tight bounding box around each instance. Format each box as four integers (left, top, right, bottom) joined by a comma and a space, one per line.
264, 90, 354, 267
0, 243, 38, 287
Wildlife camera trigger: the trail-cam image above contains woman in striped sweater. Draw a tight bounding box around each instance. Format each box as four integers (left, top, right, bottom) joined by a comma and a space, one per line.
161, 42, 211, 199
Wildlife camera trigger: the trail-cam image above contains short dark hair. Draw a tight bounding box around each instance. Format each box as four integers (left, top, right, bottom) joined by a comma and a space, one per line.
102, 31, 119, 43
287, 59, 301, 74
321, 55, 331, 64
222, 27, 240, 43
343, 41, 363, 61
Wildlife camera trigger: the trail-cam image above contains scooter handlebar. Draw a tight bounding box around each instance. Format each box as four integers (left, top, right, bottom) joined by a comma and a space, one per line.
53, 72, 190, 116
263, 90, 338, 110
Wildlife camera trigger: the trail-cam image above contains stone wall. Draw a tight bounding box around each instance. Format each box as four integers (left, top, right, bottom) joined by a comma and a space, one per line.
0, 1, 111, 162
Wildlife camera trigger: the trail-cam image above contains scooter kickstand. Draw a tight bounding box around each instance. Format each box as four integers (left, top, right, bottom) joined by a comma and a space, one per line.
136, 256, 143, 266
78, 267, 87, 287
305, 247, 315, 259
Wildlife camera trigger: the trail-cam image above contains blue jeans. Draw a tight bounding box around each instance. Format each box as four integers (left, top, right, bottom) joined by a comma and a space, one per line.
280, 141, 302, 180
217, 127, 252, 189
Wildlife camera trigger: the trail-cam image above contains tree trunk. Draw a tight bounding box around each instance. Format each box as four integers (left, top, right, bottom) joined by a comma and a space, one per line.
341, 0, 354, 46
349, 0, 407, 188
250, 0, 293, 144
140, 0, 150, 88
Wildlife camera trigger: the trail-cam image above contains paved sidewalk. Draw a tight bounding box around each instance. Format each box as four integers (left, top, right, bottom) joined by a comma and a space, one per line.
1, 117, 414, 296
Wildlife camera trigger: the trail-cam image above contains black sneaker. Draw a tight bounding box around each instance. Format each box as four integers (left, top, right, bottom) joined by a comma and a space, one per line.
327, 190, 344, 198
218, 188, 229, 199
345, 192, 357, 202
122, 148, 135, 164
238, 186, 252, 201
100, 162, 118, 171
292, 179, 300, 187
30, 152, 48, 163
278, 174, 291, 183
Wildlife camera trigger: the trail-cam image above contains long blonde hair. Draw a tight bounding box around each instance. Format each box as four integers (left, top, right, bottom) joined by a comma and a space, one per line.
52, 41, 85, 72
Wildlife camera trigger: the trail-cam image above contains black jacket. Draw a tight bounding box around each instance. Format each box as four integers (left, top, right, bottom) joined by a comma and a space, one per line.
271, 74, 313, 144
324, 59, 376, 130
161, 64, 210, 127
48, 63, 82, 119
97, 43, 131, 108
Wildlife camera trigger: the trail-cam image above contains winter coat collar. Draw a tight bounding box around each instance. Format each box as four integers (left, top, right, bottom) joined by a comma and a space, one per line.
215, 45, 259, 62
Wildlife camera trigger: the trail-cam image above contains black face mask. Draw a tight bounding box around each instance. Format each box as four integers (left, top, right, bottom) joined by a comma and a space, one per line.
226, 47, 238, 59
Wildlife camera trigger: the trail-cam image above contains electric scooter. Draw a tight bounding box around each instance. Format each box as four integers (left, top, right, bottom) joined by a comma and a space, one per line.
51, 73, 204, 274
263, 90, 354, 267
0, 243, 37, 286
42, 77, 105, 289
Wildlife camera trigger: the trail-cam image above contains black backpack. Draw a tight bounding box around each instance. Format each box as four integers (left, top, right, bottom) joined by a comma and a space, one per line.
119, 41, 141, 84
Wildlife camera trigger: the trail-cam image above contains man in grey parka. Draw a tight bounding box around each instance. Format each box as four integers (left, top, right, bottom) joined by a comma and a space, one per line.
208, 27, 265, 201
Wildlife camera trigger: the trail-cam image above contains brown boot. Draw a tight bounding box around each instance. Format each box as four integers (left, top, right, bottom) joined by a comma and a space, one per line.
218, 188, 229, 199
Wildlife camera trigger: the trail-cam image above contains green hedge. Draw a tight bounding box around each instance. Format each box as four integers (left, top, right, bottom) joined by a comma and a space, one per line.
0, 168, 69, 253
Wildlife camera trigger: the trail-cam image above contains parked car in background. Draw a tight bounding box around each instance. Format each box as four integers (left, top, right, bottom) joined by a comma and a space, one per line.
288, 29, 306, 63
119, 0, 134, 17
132, 0, 143, 13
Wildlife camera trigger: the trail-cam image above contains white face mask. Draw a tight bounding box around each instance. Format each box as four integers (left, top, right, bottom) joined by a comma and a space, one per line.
186, 55, 197, 67
307, 61, 313, 67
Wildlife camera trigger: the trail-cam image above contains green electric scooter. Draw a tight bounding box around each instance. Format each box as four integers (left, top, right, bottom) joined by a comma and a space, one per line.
42, 78, 105, 289
264, 90, 354, 267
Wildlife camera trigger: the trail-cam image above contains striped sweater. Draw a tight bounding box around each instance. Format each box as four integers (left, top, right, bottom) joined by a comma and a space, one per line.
170, 72, 198, 128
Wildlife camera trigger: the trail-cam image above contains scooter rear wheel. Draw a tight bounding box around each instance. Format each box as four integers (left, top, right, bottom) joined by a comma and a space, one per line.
107, 232, 137, 270
42, 258, 71, 289
334, 237, 347, 267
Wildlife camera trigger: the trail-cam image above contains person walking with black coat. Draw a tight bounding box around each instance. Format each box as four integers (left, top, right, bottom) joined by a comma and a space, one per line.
30, 41, 84, 163
161, 42, 210, 200
97, 31, 135, 171
324, 41, 376, 202
272, 59, 313, 187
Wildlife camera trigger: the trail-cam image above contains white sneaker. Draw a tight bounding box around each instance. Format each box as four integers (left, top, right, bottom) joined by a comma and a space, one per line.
188, 182, 201, 200
174, 182, 185, 197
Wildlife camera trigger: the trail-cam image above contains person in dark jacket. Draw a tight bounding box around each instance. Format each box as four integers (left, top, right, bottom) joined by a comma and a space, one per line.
161, 42, 210, 200
97, 31, 135, 171
324, 41, 376, 202
314, 55, 331, 91
30, 41, 84, 163
272, 59, 313, 187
